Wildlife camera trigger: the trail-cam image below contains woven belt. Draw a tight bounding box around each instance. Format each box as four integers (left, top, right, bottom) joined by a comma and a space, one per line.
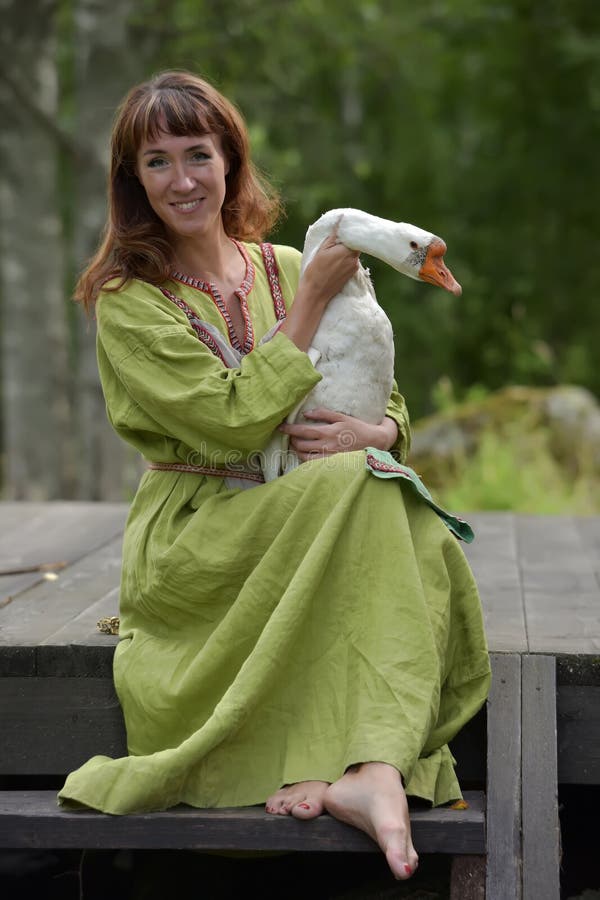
147, 461, 265, 484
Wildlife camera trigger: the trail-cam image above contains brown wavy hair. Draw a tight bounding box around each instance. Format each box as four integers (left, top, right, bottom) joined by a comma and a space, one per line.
75, 70, 282, 311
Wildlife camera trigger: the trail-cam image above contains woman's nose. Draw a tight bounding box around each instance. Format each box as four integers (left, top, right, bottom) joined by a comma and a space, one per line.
171, 166, 195, 192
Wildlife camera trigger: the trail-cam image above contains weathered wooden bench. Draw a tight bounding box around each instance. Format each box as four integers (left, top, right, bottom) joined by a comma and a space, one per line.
2, 503, 598, 898
0, 652, 515, 900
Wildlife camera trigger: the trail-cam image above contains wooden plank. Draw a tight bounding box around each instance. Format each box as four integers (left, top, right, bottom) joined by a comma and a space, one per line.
464, 514, 528, 653
0, 536, 123, 647
574, 516, 600, 584
0, 646, 36, 677
0, 502, 127, 606
0, 789, 485, 853
557, 685, 600, 783
485, 653, 522, 900
35, 642, 117, 678
517, 516, 600, 654
516, 515, 587, 569
40, 587, 121, 646
0, 677, 127, 774
464, 513, 520, 590
524, 595, 600, 654
521, 655, 561, 900
0, 504, 65, 602
480, 589, 528, 653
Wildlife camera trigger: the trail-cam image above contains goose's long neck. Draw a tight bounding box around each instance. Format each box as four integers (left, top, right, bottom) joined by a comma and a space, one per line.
303, 209, 416, 272
336, 211, 404, 268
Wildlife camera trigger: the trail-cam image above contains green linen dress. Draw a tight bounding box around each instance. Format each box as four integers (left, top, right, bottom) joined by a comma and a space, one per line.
58, 240, 490, 815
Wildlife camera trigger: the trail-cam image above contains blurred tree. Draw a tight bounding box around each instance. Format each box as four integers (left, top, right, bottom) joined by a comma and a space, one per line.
65, 0, 158, 499
142, 0, 600, 412
0, 0, 161, 499
1, 0, 598, 498
0, 0, 74, 498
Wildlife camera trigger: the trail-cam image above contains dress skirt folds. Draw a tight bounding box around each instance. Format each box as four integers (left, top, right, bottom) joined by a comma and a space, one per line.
58, 241, 490, 815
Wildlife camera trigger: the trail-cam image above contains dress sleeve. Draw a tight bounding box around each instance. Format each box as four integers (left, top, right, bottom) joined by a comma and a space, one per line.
96, 282, 322, 456
385, 381, 411, 462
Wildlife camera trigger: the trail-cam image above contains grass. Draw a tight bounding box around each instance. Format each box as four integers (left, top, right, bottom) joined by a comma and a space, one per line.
431, 423, 600, 515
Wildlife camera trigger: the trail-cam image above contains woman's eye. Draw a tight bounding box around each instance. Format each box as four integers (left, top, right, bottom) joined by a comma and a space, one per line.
191, 151, 210, 162
147, 157, 167, 169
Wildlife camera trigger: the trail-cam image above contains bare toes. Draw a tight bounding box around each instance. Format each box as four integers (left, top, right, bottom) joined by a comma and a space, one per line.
290, 798, 324, 820
265, 781, 329, 819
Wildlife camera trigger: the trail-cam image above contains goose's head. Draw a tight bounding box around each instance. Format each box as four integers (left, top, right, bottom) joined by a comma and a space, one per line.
304, 209, 462, 295
391, 224, 462, 297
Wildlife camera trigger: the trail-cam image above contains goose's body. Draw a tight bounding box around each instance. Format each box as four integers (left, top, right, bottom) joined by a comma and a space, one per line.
263, 208, 461, 481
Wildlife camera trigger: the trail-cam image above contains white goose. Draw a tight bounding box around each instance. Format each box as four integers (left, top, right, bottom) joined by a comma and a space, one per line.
262, 208, 462, 481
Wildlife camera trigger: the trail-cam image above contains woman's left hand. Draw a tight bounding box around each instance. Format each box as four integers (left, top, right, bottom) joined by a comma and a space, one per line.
279, 408, 398, 461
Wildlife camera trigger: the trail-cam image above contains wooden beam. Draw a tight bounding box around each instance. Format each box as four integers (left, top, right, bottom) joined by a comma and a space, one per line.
0, 677, 126, 774
521, 655, 560, 900
0, 790, 485, 853
486, 653, 522, 900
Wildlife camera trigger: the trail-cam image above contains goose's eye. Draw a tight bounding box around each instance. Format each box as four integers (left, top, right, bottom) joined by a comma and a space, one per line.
410, 241, 419, 249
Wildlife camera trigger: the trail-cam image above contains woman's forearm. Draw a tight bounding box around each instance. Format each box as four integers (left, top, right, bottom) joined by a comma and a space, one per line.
278, 283, 329, 351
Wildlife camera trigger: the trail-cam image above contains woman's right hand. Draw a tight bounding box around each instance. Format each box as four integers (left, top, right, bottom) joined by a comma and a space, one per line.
279, 221, 360, 352
299, 224, 360, 308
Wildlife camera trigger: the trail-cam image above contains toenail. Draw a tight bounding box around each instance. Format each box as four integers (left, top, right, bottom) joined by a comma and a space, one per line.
298, 803, 311, 809
403, 864, 412, 875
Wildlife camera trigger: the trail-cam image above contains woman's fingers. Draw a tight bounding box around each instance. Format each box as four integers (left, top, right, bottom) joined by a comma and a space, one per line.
301, 408, 346, 423
279, 423, 321, 438
279, 408, 388, 458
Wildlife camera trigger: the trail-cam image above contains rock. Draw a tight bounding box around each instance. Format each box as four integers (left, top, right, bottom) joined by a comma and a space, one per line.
409, 384, 600, 490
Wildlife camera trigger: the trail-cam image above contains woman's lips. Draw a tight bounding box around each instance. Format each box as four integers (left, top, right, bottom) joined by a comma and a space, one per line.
171, 198, 204, 211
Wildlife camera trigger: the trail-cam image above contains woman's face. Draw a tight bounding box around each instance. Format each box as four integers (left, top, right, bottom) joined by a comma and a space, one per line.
136, 130, 229, 243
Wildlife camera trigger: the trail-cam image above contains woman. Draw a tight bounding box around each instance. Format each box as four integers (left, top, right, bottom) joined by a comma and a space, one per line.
58, 70, 490, 882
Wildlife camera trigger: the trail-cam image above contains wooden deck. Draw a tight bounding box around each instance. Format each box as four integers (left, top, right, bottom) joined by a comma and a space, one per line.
1, 502, 599, 900
1, 503, 599, 658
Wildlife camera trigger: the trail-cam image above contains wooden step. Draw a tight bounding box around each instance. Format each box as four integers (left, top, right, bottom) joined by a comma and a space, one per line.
0, 789, 485, 854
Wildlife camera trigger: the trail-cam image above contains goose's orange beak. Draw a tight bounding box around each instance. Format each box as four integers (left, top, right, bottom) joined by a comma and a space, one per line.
419, 239, 462, 296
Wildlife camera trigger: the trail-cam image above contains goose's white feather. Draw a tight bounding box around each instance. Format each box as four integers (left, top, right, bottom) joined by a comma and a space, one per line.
262, 208, 441, 480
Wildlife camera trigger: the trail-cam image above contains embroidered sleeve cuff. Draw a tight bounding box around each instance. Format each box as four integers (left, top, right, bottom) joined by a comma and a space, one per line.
385, 391, 411, 463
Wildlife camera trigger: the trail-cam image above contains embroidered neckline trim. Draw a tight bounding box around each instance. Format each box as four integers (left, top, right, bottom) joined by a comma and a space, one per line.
170, 239, 256, 354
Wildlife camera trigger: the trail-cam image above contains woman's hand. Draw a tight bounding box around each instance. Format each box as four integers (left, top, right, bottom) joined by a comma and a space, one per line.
299, 224, 361, 308
279, 220, 360, 353
279, 408, 399, 461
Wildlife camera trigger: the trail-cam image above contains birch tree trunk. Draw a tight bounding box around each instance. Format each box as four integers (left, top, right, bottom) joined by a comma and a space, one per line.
0, 0, 76, 499
70, 0, 156, 500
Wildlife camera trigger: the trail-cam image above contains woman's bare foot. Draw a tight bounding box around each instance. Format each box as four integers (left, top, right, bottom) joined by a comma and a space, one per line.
324, 762, 419, 880
265, 780, 330, 819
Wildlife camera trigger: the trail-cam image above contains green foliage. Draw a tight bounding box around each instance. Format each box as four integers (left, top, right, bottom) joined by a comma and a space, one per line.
37, 0, 600, 420
433, 422, 600, 514
130, 0, 600, 417
431, 376, 490, 414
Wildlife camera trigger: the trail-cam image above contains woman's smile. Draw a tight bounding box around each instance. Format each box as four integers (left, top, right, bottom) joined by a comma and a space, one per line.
171, 198, 205, 212
136, 131, 228, 239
